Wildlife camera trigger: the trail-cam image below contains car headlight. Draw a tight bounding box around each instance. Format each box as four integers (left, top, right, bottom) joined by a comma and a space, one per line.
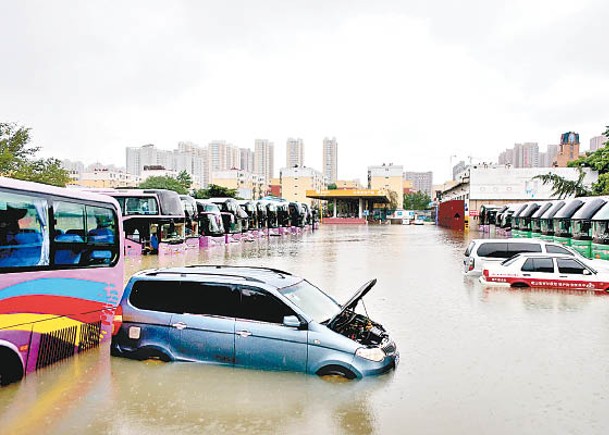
356, 347, 386, 362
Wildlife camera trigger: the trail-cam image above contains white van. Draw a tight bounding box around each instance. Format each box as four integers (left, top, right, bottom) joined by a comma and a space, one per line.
463, 238, 586, 276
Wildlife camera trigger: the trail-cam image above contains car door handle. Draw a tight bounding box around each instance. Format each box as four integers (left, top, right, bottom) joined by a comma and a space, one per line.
172, 322, 187, 330
236, 330, 252, 337
523, 274, 531, 277
559, 275, 568, 278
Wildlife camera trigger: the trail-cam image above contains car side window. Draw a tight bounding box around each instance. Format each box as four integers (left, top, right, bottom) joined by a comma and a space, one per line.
546, 245, 571, 255
557, 258, 587, 275
476, 243, 507, 258
129, 280, 183, 313
521, 258, 535, 272
238, 287, 295, 323
180, 282, 237, 317
507, 243, 542, 255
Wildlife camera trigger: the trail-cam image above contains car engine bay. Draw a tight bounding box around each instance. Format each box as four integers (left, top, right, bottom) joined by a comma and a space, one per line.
328, 309, 388, 346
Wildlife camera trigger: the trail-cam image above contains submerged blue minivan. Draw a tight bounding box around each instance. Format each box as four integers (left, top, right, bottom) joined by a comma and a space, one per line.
111, 266, 398, 379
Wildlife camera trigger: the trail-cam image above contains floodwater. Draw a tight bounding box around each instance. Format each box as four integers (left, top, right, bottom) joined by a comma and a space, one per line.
2, 224, 609, 434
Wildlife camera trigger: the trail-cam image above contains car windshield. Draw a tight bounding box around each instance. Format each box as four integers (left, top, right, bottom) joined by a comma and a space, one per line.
279, 280, 341, 323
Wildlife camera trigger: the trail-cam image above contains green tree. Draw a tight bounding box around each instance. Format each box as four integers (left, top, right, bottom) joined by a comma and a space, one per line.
12, 158, 71, 187
403, 191, 432, 210
139, 175, 188, 195
176, 170, 192, 191
193, 184, 238, 199
327, 183, 337, 190
1, 122, 70, 186
387, 190, 398, 211
533, 167, 591, 199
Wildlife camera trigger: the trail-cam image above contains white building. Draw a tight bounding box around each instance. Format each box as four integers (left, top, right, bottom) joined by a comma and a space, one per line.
254, 139, 274, 183
590, 136, 607, 152
440, 164, 599, 216
286, 138, 304, 168
322, 137, 338, 184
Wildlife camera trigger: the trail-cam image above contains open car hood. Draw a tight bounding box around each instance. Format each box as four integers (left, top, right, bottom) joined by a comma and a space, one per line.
328, 279, 377, 325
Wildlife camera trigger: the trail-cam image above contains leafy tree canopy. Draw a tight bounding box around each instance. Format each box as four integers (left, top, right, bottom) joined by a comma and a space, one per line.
403, 191, 432, 210
327, 183, 337, 190
176, 170, 192, 191
139, 176, 188, 195
1, 122, 70, 186
193, 184, 238, 199
533, 168, 591, 199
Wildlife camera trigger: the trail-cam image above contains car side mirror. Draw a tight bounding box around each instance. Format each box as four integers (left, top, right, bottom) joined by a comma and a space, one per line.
283, 315, 305, 329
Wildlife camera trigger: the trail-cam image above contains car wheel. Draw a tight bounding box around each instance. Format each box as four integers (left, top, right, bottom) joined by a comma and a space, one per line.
135, 348, 172, 362
316, 365, 356, 380
511, 282, 530, 288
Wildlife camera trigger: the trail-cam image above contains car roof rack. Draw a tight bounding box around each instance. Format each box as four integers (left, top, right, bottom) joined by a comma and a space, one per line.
183, 265, 292, 276
144, 270, 265, 283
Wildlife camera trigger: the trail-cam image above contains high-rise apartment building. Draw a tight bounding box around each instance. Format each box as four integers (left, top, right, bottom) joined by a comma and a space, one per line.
286, 138, 304, 168
254, 139, 274, 182
126, 143, 208, 187
556, 132, 580, 167
240, 148, 255, 173
322, 137, 338, 184
590, 136, 607, 152
513, 143, 539, 168
279, 166, 325, 206
403, 171, 433, 196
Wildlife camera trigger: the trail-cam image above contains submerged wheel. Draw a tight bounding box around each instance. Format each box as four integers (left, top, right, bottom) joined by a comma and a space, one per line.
0, 347, 24, 387
134, 348, 171, 362
511, 282, 530, 288
316, 365, 356, 380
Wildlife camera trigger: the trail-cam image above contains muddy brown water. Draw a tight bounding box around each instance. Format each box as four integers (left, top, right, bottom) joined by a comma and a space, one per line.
2, 225, 609, 434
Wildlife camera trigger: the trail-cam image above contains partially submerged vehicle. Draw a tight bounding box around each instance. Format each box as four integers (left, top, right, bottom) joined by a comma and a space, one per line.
195, 200, 225, 238
539, 200, 566, 242
513, 202, 540, 238
552, 198, 586, 246
591, 201, 609, 260
479, 205, 501, 233
238, 200, 260, 230
209, 198, 244, 235
530, 201, 555, 238
289, 202, 307, 227
180, 195, 200, 247
570, 197, 607, 257
112, 266, 398, 379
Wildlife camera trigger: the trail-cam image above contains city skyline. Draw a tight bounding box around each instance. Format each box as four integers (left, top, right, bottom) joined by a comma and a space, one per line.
1, 2, 608, 183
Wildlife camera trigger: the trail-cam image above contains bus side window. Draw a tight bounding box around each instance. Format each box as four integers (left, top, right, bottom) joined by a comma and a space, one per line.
0, 192, 48, 268
85, 206, 117, 265
53, 201, 86, 265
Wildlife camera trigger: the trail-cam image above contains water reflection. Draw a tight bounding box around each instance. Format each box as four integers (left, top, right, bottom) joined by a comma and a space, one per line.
3, 225, 609, 434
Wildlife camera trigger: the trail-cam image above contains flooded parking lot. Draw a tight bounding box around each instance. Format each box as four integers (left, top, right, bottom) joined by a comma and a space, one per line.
2, 224, 609, 434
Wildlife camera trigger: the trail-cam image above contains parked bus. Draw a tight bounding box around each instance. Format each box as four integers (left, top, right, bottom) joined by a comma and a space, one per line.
0, 177, 123, 386
571, 197, 607, 258
195, 200, 226, 238
530, 201, 555, 238
510, 203, 530, 238
513, 202, 540, 238
479, 205, 500, 233
209, 198, 244, 235
179, 195, 200, 248
539, 200, 566, 241
591, 201, 609, 260
106, 189, 185, 254
552, 198, 585, 246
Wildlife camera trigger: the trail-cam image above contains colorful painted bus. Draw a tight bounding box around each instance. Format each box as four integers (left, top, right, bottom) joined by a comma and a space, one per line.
0, 177, 123, 386
571, 197, 607, 258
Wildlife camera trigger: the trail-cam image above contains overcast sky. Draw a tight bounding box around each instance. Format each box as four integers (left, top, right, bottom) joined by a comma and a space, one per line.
1, 0, 608, 183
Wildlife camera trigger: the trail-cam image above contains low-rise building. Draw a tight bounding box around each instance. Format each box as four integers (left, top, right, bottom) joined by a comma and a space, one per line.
368, 164, 404, 209
211, 169, 256, 199
280, 166, 325, 206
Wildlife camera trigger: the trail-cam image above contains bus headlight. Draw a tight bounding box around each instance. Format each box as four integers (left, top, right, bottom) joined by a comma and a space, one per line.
356, 347, 385, 362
